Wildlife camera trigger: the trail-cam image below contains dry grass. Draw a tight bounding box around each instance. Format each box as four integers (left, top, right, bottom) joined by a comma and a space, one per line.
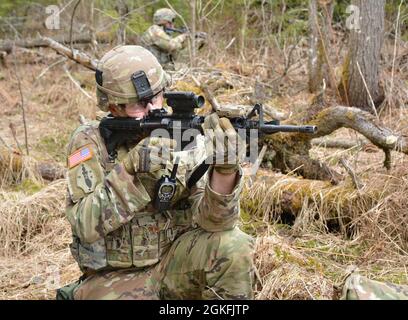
0, 179, 81, 299
0, 180, 66, 255
254, 235, 335, 300
1, 42, 407, 300
247, 161, 408, 300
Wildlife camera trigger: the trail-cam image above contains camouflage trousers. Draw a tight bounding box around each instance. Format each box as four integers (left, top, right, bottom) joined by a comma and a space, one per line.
73, 227, 255, 300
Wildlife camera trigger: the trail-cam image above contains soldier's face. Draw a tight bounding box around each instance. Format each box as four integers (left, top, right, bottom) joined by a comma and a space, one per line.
125, 92, 164, 118
164, 21, 174, 29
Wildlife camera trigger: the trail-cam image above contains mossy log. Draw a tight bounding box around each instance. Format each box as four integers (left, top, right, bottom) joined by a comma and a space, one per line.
241, 172, 377, 231
263, 106, 408, 181
263, 131, 342, 184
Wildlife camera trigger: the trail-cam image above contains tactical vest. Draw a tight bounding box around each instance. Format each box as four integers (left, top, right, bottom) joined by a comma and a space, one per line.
67, 122, 206, 273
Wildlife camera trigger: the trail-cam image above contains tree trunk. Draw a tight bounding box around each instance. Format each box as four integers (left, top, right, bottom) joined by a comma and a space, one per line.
344, 0, 385, 112
190, 0, 197, 67
308, 0, 323, 92
239, 0, 251, 59
89, 0, 99, 58
115, 0, 129, 45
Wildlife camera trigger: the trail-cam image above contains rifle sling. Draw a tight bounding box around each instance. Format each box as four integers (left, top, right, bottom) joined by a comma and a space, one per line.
187, 161, 210, 189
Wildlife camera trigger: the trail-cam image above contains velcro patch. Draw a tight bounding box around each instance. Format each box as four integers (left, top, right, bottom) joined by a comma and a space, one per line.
68, 145, 93, 168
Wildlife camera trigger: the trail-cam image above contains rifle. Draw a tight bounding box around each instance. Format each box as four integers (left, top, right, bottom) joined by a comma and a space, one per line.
164, 26, 188, 34
99, 91, 317, 161
164, 27, 207, 41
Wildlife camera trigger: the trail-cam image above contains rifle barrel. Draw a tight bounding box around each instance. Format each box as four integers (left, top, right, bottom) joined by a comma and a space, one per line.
260, 124, 317, 134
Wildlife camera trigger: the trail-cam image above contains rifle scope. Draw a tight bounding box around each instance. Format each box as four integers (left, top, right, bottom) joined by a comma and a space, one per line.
164, 92, 205, 115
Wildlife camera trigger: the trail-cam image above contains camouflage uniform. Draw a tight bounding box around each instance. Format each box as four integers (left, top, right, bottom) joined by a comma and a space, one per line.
341, 273, 408, 300
140, 8, 188, 67
63, 45, 254, 300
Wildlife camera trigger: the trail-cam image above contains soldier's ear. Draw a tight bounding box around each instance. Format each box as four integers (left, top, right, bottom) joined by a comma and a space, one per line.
109, 104, 124, 116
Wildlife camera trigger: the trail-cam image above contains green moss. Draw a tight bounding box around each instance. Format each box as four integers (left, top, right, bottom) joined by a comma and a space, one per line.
13, 179, 42, 194
302, 239, 322, 249
380, 273, 408, 285
239, 207, 267, 236
36, 133, 69, 162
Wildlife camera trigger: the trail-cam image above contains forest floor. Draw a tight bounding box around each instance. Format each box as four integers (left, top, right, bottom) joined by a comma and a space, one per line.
0, 46, 407, 299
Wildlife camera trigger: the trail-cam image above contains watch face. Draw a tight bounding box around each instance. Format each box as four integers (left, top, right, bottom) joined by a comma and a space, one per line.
161, 185, 174, 194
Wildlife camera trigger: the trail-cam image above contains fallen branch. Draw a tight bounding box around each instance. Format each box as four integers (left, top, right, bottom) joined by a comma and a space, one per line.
264, 105, 407, 181
311, 137, 372, 150
0, 33, 97, 53
339, 158, 364, 191
263, 105, 289, 121
310, 106, 407, 169
191, 75, 220, 111
40, 36, 98, 71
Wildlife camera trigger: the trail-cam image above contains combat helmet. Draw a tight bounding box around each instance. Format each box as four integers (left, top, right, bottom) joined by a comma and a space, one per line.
153, 8, 176, 26
95, 45, 170, 111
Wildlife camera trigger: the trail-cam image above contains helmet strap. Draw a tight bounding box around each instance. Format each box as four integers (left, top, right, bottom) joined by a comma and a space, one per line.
95, 69, 103, 86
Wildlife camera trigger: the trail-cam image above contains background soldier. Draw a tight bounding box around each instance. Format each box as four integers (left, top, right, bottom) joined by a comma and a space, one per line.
58, 45, 254, 300
140, 8, 188, 69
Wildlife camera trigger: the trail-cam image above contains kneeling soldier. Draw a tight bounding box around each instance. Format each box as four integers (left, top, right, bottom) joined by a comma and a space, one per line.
60, 45, 254, 300
140, 8, 188, 69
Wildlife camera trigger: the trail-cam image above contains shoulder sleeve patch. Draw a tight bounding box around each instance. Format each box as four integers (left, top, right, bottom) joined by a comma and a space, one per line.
67, 144, 104, 203
76, 162, 97, 194
68, 145, 93, 168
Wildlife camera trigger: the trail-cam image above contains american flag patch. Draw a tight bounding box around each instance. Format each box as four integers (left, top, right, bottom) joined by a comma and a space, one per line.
68, 145, 93, 168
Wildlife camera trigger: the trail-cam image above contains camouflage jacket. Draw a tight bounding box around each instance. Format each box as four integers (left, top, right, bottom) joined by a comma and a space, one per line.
65, 120, 243, 273
140, 25, 187, 65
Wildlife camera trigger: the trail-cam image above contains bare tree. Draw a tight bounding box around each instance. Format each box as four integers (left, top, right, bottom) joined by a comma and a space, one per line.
190, 0, 197, 67
308, 0, 322, 93
89, 0, 99, 57
308, 0, 337, 93
115, 0, 129, 45
239, 0, 252, 60
343, 0, 385, 112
